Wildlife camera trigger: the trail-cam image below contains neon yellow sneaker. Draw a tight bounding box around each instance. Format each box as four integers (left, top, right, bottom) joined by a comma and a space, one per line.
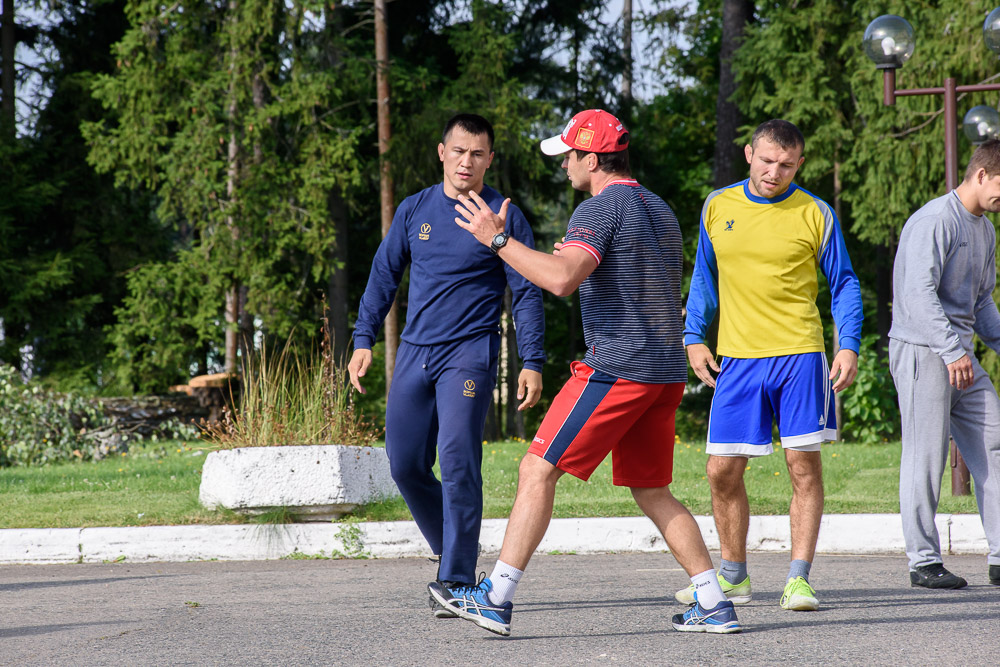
780, 576, 819, 611
674, 573, 752, 605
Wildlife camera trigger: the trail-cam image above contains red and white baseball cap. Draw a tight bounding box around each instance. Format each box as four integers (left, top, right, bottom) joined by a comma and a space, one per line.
540, 109, 629, 156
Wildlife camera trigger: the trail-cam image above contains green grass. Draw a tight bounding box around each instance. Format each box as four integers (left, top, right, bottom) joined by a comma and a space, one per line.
0, 438, 980, 529
0, 441, 227, 529
351, 437, 981, 521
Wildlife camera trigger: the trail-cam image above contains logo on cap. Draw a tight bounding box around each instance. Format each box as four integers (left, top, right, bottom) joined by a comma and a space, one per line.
419, 223, 431, 240
576, 128, 595, 150
561, 118, 578, 138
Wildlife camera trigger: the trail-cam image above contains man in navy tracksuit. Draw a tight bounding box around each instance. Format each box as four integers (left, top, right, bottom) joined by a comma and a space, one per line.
348, 114, 546, 615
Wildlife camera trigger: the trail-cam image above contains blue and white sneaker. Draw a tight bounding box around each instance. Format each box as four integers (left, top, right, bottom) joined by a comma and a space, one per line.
428, 576, 512, 636
671, 599, 742, 634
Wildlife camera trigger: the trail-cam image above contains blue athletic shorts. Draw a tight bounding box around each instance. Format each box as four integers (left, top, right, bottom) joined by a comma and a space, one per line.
707, 352, 837, 457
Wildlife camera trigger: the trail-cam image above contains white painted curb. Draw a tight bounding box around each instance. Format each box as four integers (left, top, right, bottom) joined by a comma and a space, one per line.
0, 514, 988, 564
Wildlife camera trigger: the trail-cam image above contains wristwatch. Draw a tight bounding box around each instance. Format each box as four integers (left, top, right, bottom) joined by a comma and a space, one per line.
490, 232, 510, 255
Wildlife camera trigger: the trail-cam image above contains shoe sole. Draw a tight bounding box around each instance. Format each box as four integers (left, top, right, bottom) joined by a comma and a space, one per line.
671, 621, 742, 634
910, 582, 967, 590
429, 593, 458, 618
780, 598, 819, 611
428, 583, 511, 636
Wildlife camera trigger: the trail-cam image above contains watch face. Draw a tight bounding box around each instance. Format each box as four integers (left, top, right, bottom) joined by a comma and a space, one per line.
493, 233, 507, 244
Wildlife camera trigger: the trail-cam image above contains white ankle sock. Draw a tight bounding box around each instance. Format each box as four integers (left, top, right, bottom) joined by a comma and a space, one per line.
487, 560, 523, 605
691, 568, 726, 608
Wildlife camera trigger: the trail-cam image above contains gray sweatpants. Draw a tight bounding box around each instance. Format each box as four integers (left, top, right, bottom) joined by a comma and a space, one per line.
889, 339, 1000, 570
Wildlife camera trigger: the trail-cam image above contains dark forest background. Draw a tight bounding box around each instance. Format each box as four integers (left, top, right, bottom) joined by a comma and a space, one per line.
3, 0, 999, 444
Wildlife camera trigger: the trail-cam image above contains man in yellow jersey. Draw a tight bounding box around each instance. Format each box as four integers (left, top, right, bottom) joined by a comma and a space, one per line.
678, 119, 863, 612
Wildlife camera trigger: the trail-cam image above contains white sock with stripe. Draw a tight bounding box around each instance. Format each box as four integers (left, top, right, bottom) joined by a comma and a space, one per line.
487, 560, 523, 605
691, 568, 726, 609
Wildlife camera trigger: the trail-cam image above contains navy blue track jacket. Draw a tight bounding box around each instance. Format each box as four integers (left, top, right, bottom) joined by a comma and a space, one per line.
353, 183, 546, 370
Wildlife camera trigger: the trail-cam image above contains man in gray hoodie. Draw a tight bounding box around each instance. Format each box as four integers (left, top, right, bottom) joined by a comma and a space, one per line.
889, 139, 1000, 589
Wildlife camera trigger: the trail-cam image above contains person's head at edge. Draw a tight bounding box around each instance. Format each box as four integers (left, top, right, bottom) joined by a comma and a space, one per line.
438, 113, 495, 199
959, 139, 1000, 216
744, 119, 805, 199
539, 109, 630, 194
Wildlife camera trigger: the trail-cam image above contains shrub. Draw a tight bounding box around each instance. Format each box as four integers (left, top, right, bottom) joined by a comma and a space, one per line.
0, 364, 202, 467
842, 335, 900, 444
202, 323, 382, 448
0, 364, 112, 466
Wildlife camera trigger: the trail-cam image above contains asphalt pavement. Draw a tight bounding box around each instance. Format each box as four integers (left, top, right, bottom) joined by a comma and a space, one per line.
2, 551, 998, 666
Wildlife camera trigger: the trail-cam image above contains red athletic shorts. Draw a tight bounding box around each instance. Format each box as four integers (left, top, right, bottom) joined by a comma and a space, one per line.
527, 361, 685, 487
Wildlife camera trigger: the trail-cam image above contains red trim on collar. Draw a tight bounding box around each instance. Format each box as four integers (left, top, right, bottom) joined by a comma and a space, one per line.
597, 179, 640, 194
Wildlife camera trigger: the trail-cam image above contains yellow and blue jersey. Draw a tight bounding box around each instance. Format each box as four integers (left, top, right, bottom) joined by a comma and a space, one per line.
684, 180, 862, 358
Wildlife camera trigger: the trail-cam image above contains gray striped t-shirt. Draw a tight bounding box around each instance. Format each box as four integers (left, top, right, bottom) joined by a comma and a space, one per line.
561, 180, 687, 384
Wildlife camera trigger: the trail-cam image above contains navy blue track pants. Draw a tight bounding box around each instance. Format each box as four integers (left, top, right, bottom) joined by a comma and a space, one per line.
384, 332, 500, 584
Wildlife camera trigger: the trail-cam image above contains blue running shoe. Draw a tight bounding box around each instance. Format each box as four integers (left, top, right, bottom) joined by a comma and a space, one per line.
428, 576, 512, 636
671, 599, 742, 634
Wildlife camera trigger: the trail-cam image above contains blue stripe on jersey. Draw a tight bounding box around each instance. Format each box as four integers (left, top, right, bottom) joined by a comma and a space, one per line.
542, 369, 616, 466
563, 182, 687, 384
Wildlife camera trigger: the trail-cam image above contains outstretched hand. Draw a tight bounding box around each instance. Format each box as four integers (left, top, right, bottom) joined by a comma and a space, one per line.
454, 189, 508, 246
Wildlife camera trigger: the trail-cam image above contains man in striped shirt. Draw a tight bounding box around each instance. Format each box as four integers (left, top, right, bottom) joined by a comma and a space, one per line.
429, 109, 741, 636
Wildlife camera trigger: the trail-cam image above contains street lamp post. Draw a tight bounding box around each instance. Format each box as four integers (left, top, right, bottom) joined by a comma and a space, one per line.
865, 9, 1000, 496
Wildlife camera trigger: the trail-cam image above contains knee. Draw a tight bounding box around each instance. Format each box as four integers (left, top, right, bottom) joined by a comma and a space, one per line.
788, 464, 823, 494
706, 457, 745, 494
517, 453, 561, 490
631, 485, 674, 506
386, 448, 427, 486
387, 457, 414, 486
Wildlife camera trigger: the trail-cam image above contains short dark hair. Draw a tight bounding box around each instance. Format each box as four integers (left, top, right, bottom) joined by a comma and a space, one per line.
572, 132, 631, 175
750, 119, 805, 153
442, 113, 494, 152
965, 139, 1000, 181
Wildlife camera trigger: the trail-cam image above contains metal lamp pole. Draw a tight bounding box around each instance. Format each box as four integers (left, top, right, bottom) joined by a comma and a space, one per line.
864, 10, 1000, 496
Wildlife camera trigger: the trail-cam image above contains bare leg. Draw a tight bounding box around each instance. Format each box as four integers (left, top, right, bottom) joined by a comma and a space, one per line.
631, 486, 714, 576
496, 453, 565, 570
785, 449, 823, 563
706, 455, 750, 562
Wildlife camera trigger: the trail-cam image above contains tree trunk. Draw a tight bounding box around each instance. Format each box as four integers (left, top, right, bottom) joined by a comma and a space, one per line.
503, 289, 524, 439
876, 239, 893, 358
375, 0, 398, 395
323, 4, 350, 363
483, 397, 500, 441
224, 0, 243, 376
713, 0, 754, 188
621, 0, 632, 122
224, 284, 240, 374
1, 0, 15, 137
328, 191, 350, 363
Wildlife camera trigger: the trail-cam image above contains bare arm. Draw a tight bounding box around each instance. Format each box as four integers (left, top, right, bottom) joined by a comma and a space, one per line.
453, 191, 596, 297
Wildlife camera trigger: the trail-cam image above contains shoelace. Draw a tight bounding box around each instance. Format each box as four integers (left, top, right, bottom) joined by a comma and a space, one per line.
450, 572, 489, 596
